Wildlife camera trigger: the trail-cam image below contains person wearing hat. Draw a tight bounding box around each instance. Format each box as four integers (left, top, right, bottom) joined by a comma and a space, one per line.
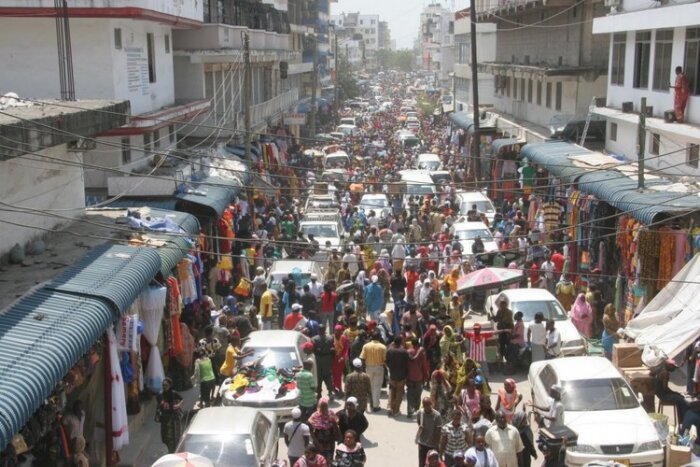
364, 274, 384, 321
451, 451, 467, 467
337, 397, 369, 438
425, 449, 446, 467
284, 407, 311, 467
344, 358, 372, 414
293, 443, 327, 467
531, 384, 565, 428
285, 303, 306, 330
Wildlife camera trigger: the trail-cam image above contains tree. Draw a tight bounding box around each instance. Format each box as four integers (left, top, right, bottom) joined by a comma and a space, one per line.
337, 56, 360, 101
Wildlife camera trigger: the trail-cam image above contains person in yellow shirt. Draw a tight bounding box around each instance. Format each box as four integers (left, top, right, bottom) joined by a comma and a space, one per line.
219, 334, 254, 379
259, 284, 276, 330
360, 332, 387, 411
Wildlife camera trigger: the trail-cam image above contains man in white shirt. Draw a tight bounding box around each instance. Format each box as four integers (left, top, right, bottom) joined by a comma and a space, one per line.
532, 384, 565, 428
342, 246, 359, 278
545, 319, 562, 358
484, 411, 524, 467
283, 407, 310, 466
308, 274, 323, 300
540, 253, 556, 293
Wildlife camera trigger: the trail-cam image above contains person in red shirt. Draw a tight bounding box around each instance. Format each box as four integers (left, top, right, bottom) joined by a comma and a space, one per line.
405, 267, 420, 302
550, 249, 565, 276
319, 285, 337, 332
528, 261, 539, 287
463, 323, 496, 363
284, 303, 305, 330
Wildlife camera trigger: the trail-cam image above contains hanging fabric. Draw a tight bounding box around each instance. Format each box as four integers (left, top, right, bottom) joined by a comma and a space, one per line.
140, 287, 167, 393
107, 328, 130, 450
116, 315, 139, 353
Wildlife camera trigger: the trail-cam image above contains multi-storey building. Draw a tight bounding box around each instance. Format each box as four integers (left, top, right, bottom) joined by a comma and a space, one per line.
331, 12, 380, 69
419, 3, 455, 85
592, 0, 700, 177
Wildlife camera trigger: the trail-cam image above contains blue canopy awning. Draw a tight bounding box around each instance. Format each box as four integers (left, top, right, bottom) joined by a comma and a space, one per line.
449, 111, 474, 130
491, 138, 525, 155
519, 141, 592, 182
0, 289, 115, 449
46, 244, 161, 316
176, 177, 240, 218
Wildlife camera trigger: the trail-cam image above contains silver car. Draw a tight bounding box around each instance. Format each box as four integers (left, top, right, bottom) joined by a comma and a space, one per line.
176, 407, 278, 466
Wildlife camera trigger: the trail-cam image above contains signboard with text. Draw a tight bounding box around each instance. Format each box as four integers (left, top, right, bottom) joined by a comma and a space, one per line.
283, 113, 307, 125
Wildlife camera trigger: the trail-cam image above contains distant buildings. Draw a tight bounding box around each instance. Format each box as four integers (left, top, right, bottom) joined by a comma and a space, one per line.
331, 12, 392, 70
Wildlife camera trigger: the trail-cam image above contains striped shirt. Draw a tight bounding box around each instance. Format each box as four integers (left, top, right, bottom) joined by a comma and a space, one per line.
360, 341, 387, 366
465, 331, 494, 362
441, 422, 471, 455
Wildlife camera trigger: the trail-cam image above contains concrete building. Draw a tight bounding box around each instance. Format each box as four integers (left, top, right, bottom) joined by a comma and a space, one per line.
475, 0, 610, 135
331, 12, 381, 69
378, 21, 392, 51
419, 3, 455, 85
0, 99, 128, 257
592, 0, 700, 178
453, 8, 497, 111
0, 0, 208, 196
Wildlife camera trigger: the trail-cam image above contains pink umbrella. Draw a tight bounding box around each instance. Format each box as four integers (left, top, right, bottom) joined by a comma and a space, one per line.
456, 267, 522, 294
152, 453, 214, 467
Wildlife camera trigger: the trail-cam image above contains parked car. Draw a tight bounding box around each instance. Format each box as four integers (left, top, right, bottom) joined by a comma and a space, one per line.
299, 210, 345, 251
220, 331, 317, 423
484, 288, 587, 356
358, 193, 391, 218
528, 357, 663, 467
176, 407, 279, 466
454, 190, 497, 225
450, 221, 499, 261
266, 259, 324, 294
415, 153, 442, 171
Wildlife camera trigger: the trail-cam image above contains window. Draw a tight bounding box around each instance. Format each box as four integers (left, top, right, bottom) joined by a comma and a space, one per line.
538, 365, 557, 392
633, 31, 651, 88
528, 79, 533, 103
611, 32, 626, 85
114, 28, 122, 50
144, 133, 152, 153
688, 144, 699, 168
609, 122, 618, 142
153, 129, 161, 149
536, 81, 542, 105
555, 82, 562, 111
506, 77, 511, 97
121, 137, 130, 164
546, 82, 552, 108
521, 79, 526, 102
650, 133, 660, 155
686, 28, 700, 95
653, 29, 673, 91
164, 34, 170, 53
169, 125, 175, 144
146, 33, 156, 83
513, 78, 518, 100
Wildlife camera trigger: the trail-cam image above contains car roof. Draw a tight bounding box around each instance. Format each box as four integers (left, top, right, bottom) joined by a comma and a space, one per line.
452, 221, 492, 230
269, 260, 317, 274
418, 153, 440, 160
185, 407, 263, 435
456, 191, 491, 201
545, 356, 623, 381
360, 193, 388, 199
245, 330, 308, 347
497, 288, 558, 302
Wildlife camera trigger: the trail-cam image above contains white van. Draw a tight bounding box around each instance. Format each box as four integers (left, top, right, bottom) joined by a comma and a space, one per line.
323, 150, 350, 169
415, 153, 442, 171
399, 170, 437, 211
454, 191, 497, 225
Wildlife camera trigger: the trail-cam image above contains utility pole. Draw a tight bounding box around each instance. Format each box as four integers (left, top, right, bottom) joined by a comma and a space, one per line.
310, 34, 318, 138
469, 0, 481, 181
638, 97, 646, 191
334, 34, 339, 125
243, 32, 252, 162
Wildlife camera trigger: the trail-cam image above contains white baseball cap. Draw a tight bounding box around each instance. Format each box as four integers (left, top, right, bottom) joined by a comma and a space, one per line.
353, 358, 363, 368
292, 407, 302, 419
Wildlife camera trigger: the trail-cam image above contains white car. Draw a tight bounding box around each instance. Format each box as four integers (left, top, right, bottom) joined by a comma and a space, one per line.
529, 357, 663, 466
484, 288, 587, 356
299, 211, 344, 251
454, 190, 497, 225
415, 153, 442, 171
221, 331, 317, 423
405, 117, 421, 131
450, 221, 499, 258
358, 193, 391, 218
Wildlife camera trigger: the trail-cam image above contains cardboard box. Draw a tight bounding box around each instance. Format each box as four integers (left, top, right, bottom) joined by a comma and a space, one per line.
666, 443, 691, 466
612, 343, 643, 369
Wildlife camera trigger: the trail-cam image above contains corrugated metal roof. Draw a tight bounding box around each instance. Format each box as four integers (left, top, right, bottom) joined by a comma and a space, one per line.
124, 207, 200, 236
148, 235, 194, 277
491, 138, 525, 155
449, 111, 474, 130
176, 176, 240, 218
519, 141, 592, 182
0, 289, 113, 448
46, 244, 161, 315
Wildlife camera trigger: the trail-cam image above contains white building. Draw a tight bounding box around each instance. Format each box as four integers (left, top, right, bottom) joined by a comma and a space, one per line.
475, 0, 609, 137
592, 0, 700, 177
0, 0, 208, 195
331, 12, 380, 68
453, 8, 496, 112
419, 3, 455, 85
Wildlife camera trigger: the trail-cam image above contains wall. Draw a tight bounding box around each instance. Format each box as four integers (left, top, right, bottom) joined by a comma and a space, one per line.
0, 146, 85, 256
605, 27, 700, 124
173, 57, 206, 101
0, 17, 175, 115
0, 0, 202, 22
84, 134, 161, 189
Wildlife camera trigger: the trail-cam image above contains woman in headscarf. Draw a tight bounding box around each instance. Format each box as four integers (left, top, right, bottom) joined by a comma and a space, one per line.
332, 325, 349, 395
570, 292, 592, 338
460, 377, 482, 422
439, 325, 462, 363
156, 377, 183, 453
423, 324, 442, 373
429, 366, 453, 417
444, 267, 460, 294
308, 397, 341, 462
455, 358, 489, 395
495, 378, 522, 423
513, 411, 538, 467
354, 271, 367, 318
601, 303, 620, 360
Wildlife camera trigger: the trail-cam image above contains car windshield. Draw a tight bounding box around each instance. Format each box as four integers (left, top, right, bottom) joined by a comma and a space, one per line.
239, 346, 300, 370
361, 197, 388, 207
406, 184, 434, 195
460, 200, 495, 215
561, 378, 639, 411
455, 228, 492, 241
418, 161, 440, 170
180, 434, 256, 466
510, 300, 568, 322
307, 199, 338, 209
301, 224, 338, 238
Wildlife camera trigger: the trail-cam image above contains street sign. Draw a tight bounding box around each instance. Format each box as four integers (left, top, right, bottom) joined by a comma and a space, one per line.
283, 113, 307, 125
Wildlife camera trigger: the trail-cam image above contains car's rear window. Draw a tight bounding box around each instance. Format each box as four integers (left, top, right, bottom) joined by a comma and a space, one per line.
180, 434, 256, 466
239, 346, 300, 370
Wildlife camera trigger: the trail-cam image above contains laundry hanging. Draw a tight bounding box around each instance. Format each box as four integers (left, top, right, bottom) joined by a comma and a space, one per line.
140, 286, 167, 393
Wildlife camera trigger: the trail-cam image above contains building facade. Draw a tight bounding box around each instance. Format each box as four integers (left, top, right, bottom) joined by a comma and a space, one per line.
592, 0, 700, 177
419, 3, 455, 85
331, 12, 382, 69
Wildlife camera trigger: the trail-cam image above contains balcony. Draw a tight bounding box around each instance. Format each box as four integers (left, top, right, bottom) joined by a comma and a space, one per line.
250, 88, 299, 127
476, 0, 576, 20
173, 25, 291, 52
203, 0, 290, 34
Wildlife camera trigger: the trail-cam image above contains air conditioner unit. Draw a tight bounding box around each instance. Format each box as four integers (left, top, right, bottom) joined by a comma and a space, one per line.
621, 101, 633, 113
604, 0, 621, 8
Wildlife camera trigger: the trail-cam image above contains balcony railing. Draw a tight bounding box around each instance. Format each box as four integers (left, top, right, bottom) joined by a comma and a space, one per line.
250, 88, 299, 127
477, 0, 570, 15
203, 0, 290, 34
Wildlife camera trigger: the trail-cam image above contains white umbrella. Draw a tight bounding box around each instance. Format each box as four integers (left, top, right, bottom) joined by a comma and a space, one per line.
152, 452, 214, 467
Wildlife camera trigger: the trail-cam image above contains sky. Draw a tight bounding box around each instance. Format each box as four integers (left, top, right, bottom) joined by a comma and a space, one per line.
331, 0, 471, 50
